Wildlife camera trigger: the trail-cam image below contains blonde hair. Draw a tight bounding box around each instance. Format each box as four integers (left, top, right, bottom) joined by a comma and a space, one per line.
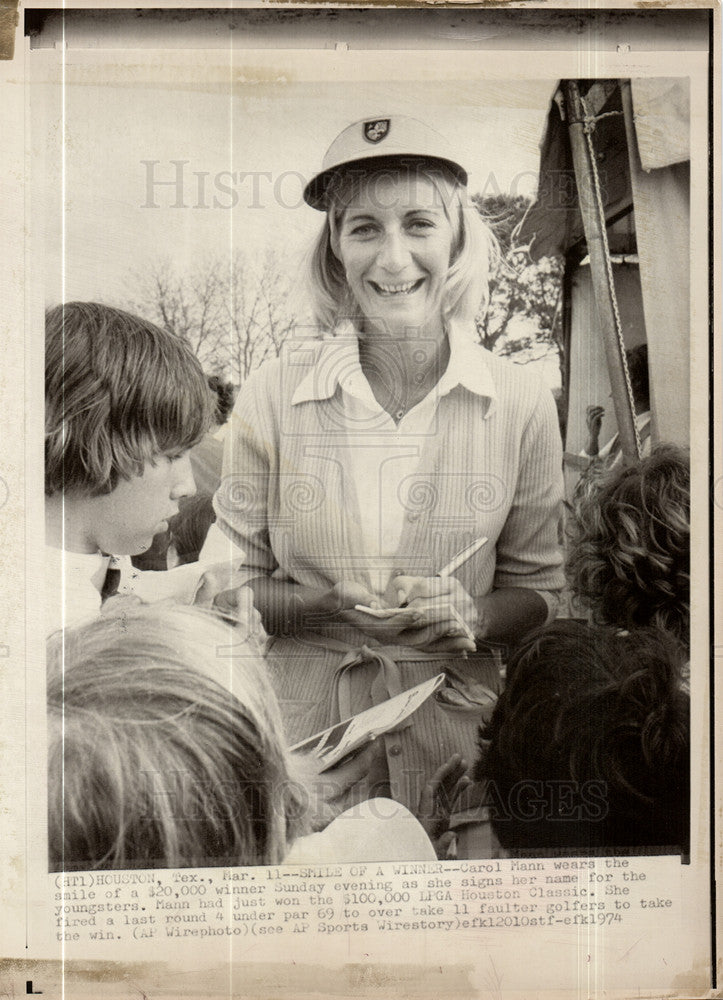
306, 163, 498, 333
47, 604, 310, 870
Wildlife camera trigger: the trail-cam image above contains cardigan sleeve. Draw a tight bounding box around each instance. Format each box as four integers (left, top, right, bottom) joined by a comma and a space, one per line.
492, 380, 565, 595
212, 364, 280, 586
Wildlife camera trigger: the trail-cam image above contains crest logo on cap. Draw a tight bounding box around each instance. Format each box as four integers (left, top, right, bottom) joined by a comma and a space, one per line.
363, 119, 390, 144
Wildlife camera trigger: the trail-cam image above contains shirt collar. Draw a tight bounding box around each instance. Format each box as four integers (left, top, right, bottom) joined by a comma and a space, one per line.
291, 319, 498, 413
291, 322, 374, 407
46, 545, 108, 571
45, 545, 110, 592
438, 320, 498, 409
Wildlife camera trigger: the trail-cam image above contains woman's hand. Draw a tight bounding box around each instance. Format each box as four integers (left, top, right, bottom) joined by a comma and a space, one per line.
229, 576, 475, 649
325, 581, 415, 640
311, 579, 423, 644
233, 578, 377, 637
393, 575, 477, 629
300, 579, 472, 650
384, 574, 477, 652
339, 596, 474, 652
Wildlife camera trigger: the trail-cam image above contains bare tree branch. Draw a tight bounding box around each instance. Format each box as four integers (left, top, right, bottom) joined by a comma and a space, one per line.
127, 248, 297, 384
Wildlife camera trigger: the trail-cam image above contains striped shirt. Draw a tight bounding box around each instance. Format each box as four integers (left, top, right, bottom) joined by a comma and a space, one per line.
213, 320, 564, 603
209, 323, 565, 810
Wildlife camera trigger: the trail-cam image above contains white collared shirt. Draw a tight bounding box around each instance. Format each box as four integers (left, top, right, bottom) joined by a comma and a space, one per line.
206, 321, 564, 623
290, 321, 497, 596
45, 545, 208, 636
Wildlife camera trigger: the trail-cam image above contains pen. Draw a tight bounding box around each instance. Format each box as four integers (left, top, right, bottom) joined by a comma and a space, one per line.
437, 536, 488, 578
394, 535, 488, 610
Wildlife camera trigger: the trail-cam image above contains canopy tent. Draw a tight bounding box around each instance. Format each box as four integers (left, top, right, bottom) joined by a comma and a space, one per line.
518, 78, 690, 482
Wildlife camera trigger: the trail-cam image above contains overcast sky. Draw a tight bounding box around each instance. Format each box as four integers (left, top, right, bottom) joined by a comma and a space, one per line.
38, 77, 553, 307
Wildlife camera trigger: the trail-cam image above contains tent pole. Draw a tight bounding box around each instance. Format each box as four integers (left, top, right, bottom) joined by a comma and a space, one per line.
563, 80, 639, 461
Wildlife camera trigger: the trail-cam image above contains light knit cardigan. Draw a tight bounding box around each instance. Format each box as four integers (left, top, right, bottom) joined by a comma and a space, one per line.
213, 333, 565, 811
215, 332, 564, 602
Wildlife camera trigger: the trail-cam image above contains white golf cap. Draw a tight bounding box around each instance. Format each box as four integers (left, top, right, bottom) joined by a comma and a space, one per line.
303, 114, 468, 210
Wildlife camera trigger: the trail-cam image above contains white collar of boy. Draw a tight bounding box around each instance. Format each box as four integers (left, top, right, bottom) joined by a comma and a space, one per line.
46, 545, 108, 576
291, 319, 497, 416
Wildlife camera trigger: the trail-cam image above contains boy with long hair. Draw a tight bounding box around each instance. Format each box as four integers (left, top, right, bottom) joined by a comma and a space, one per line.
45, 302, 251, 634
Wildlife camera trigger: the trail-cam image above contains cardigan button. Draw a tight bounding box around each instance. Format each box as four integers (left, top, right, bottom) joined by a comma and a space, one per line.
389, 744, 402, 757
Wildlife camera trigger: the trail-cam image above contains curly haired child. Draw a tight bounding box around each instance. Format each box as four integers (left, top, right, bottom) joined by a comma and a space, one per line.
566, 445, 689, 649
469, 620, 689, 856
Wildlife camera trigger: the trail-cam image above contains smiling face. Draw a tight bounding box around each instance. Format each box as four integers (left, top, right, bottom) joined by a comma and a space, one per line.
83, 452, 197, 556
333, 172, 456, 340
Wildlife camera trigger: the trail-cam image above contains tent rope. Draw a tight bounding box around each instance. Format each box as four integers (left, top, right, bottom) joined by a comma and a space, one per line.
579, 109, 624, 132
580, 96, 642, 459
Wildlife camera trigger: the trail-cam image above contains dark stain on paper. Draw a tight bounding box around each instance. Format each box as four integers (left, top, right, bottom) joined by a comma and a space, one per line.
0, 0, 19, 60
